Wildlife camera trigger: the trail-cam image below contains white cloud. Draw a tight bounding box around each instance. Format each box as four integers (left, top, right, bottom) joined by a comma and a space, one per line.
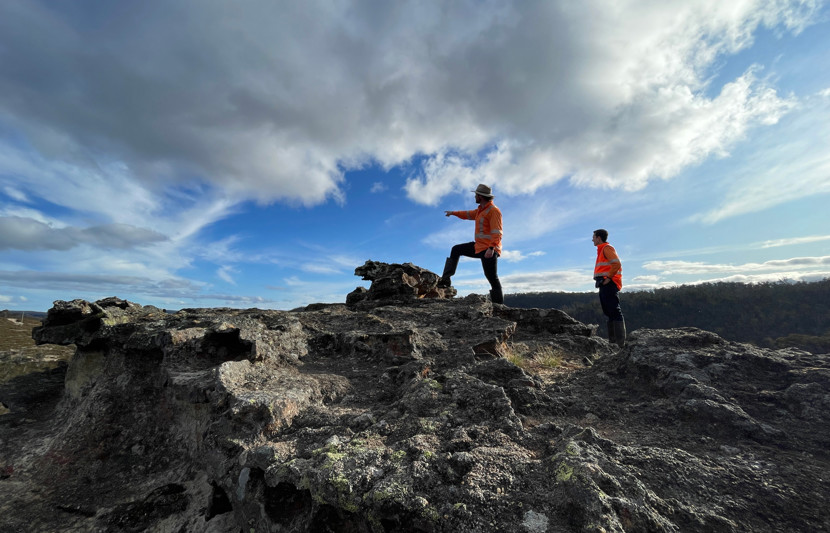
370, 182, 388, 194
682, 271, 830, 285
692, 92, 830, 224
1, 0, 820, 212
631, 275, 661, 283
761, 235, 830, 248
647, 234, 830, 260
500, 250, 545, 262
454, 268, 590, 294
0, 269, 202, 296
217, 266, 237, 285
301, 264, 345, 275
0, 216, 168, 251
643, 256, 830, 275
626, 281, 681, 291
0, 206, 62, 227
0, 268, 285, 308
3, 186, 29, 203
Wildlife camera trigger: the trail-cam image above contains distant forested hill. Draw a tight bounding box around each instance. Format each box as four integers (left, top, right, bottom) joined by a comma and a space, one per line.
505, 279, 830, 353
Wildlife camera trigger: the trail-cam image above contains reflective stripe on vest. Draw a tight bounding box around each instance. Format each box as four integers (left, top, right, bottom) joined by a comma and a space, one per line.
476, 206, 492, 240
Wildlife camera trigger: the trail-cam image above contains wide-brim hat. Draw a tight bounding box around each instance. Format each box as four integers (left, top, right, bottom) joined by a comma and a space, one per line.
472, 183, 494, 198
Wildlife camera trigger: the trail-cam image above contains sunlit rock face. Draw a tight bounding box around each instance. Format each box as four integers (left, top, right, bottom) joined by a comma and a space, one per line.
1, 262, 828, 532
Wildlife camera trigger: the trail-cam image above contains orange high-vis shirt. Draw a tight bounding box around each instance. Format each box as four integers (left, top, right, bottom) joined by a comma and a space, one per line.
594, 242, 622, 290
449, 201, 503, 254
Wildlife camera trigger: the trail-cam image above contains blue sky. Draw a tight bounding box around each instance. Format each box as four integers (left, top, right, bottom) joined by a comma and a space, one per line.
1, 0, 829, 311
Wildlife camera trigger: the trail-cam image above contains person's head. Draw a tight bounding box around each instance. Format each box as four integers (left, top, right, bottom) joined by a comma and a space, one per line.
472, 183, 494, 203
592, 229, 608, 245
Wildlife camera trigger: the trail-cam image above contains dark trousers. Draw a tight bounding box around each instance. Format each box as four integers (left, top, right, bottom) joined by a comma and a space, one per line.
449, 242, 502, 294
598, 281, 624, 321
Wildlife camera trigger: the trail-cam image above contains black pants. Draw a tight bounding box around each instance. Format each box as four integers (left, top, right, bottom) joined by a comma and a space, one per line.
597, 281, 624, 321
449, 242, 502, 295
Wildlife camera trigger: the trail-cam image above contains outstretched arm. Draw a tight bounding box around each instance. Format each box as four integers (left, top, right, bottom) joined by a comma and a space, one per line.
445, 210, 476, 219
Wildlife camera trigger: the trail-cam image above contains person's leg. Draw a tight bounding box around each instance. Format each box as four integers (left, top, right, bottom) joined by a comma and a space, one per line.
599, 283, 625, 347
440, 242, 477, 286
481, 253, 503, 304
598, 283, 623, 321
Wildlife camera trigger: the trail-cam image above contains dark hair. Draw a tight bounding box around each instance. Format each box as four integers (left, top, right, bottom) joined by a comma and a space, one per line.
593, 229, 608, 242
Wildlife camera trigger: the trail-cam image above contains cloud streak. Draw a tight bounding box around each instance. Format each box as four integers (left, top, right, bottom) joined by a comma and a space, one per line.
692, 91, 830, 224
643, 256, 830, 275
0, 216, 168, 251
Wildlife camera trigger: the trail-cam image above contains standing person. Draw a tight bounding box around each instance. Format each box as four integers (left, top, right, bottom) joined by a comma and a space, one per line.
439, 184, 504, 305
592, 229, 626, 348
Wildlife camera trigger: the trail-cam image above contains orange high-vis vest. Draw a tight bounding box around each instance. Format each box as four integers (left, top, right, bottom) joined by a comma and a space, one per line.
594, 242, 622, 290
450, 201, 503, 254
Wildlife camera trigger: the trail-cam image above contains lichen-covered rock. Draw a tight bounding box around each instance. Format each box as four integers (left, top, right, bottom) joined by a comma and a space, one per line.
2, 263, 829, 532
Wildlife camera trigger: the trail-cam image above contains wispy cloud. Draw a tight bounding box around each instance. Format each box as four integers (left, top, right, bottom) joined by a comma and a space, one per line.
500, 250, 546, 262
455, 269, 590, 294
301, 264, 346, 275
217, 266, 237, 285
760, 235, 830, 248
0, 269, 283, 308
0, 216, 168, 251
692, 94, 830, 224
643, 256, 830, 275
0, 269, 201, 295
2, 186, 29, 203
647, 234, 830, 260
631, 271, 830, 291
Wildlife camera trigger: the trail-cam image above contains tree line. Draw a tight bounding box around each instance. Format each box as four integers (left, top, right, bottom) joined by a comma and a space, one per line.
505, 279, 830, 353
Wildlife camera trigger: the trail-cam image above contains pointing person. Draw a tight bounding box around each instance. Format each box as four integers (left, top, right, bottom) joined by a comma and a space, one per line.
592, 228, 626, 348
439, 184, 504, 305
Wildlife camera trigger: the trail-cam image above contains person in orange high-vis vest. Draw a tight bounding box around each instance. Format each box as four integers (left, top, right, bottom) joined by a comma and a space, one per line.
593, 228, 625, 348
439, 184, 503, 304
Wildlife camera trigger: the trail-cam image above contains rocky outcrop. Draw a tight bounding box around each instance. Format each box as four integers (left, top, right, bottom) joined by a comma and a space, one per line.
1, 262, 828, 532
346, 260, 457, 309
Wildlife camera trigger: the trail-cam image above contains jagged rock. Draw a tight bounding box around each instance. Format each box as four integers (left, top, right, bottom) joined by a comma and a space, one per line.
1, 263, 829, 532
346, 260, 457, 309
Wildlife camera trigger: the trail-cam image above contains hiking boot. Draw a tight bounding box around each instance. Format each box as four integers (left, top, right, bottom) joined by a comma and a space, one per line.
489, 287, 504, 305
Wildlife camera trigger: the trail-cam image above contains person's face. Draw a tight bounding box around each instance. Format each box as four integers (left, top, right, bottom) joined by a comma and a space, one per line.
592, 233, 602, 246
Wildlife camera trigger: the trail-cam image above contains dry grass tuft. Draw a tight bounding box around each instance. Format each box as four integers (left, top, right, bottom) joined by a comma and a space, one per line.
507, 342, 563, 372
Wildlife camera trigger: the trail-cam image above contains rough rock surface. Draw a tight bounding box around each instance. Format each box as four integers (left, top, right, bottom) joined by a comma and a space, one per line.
1, 263, 828, 532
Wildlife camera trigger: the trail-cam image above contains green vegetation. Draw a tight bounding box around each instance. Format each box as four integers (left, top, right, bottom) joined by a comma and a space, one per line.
506, 279, 830, 353
555, 462, 574, 482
